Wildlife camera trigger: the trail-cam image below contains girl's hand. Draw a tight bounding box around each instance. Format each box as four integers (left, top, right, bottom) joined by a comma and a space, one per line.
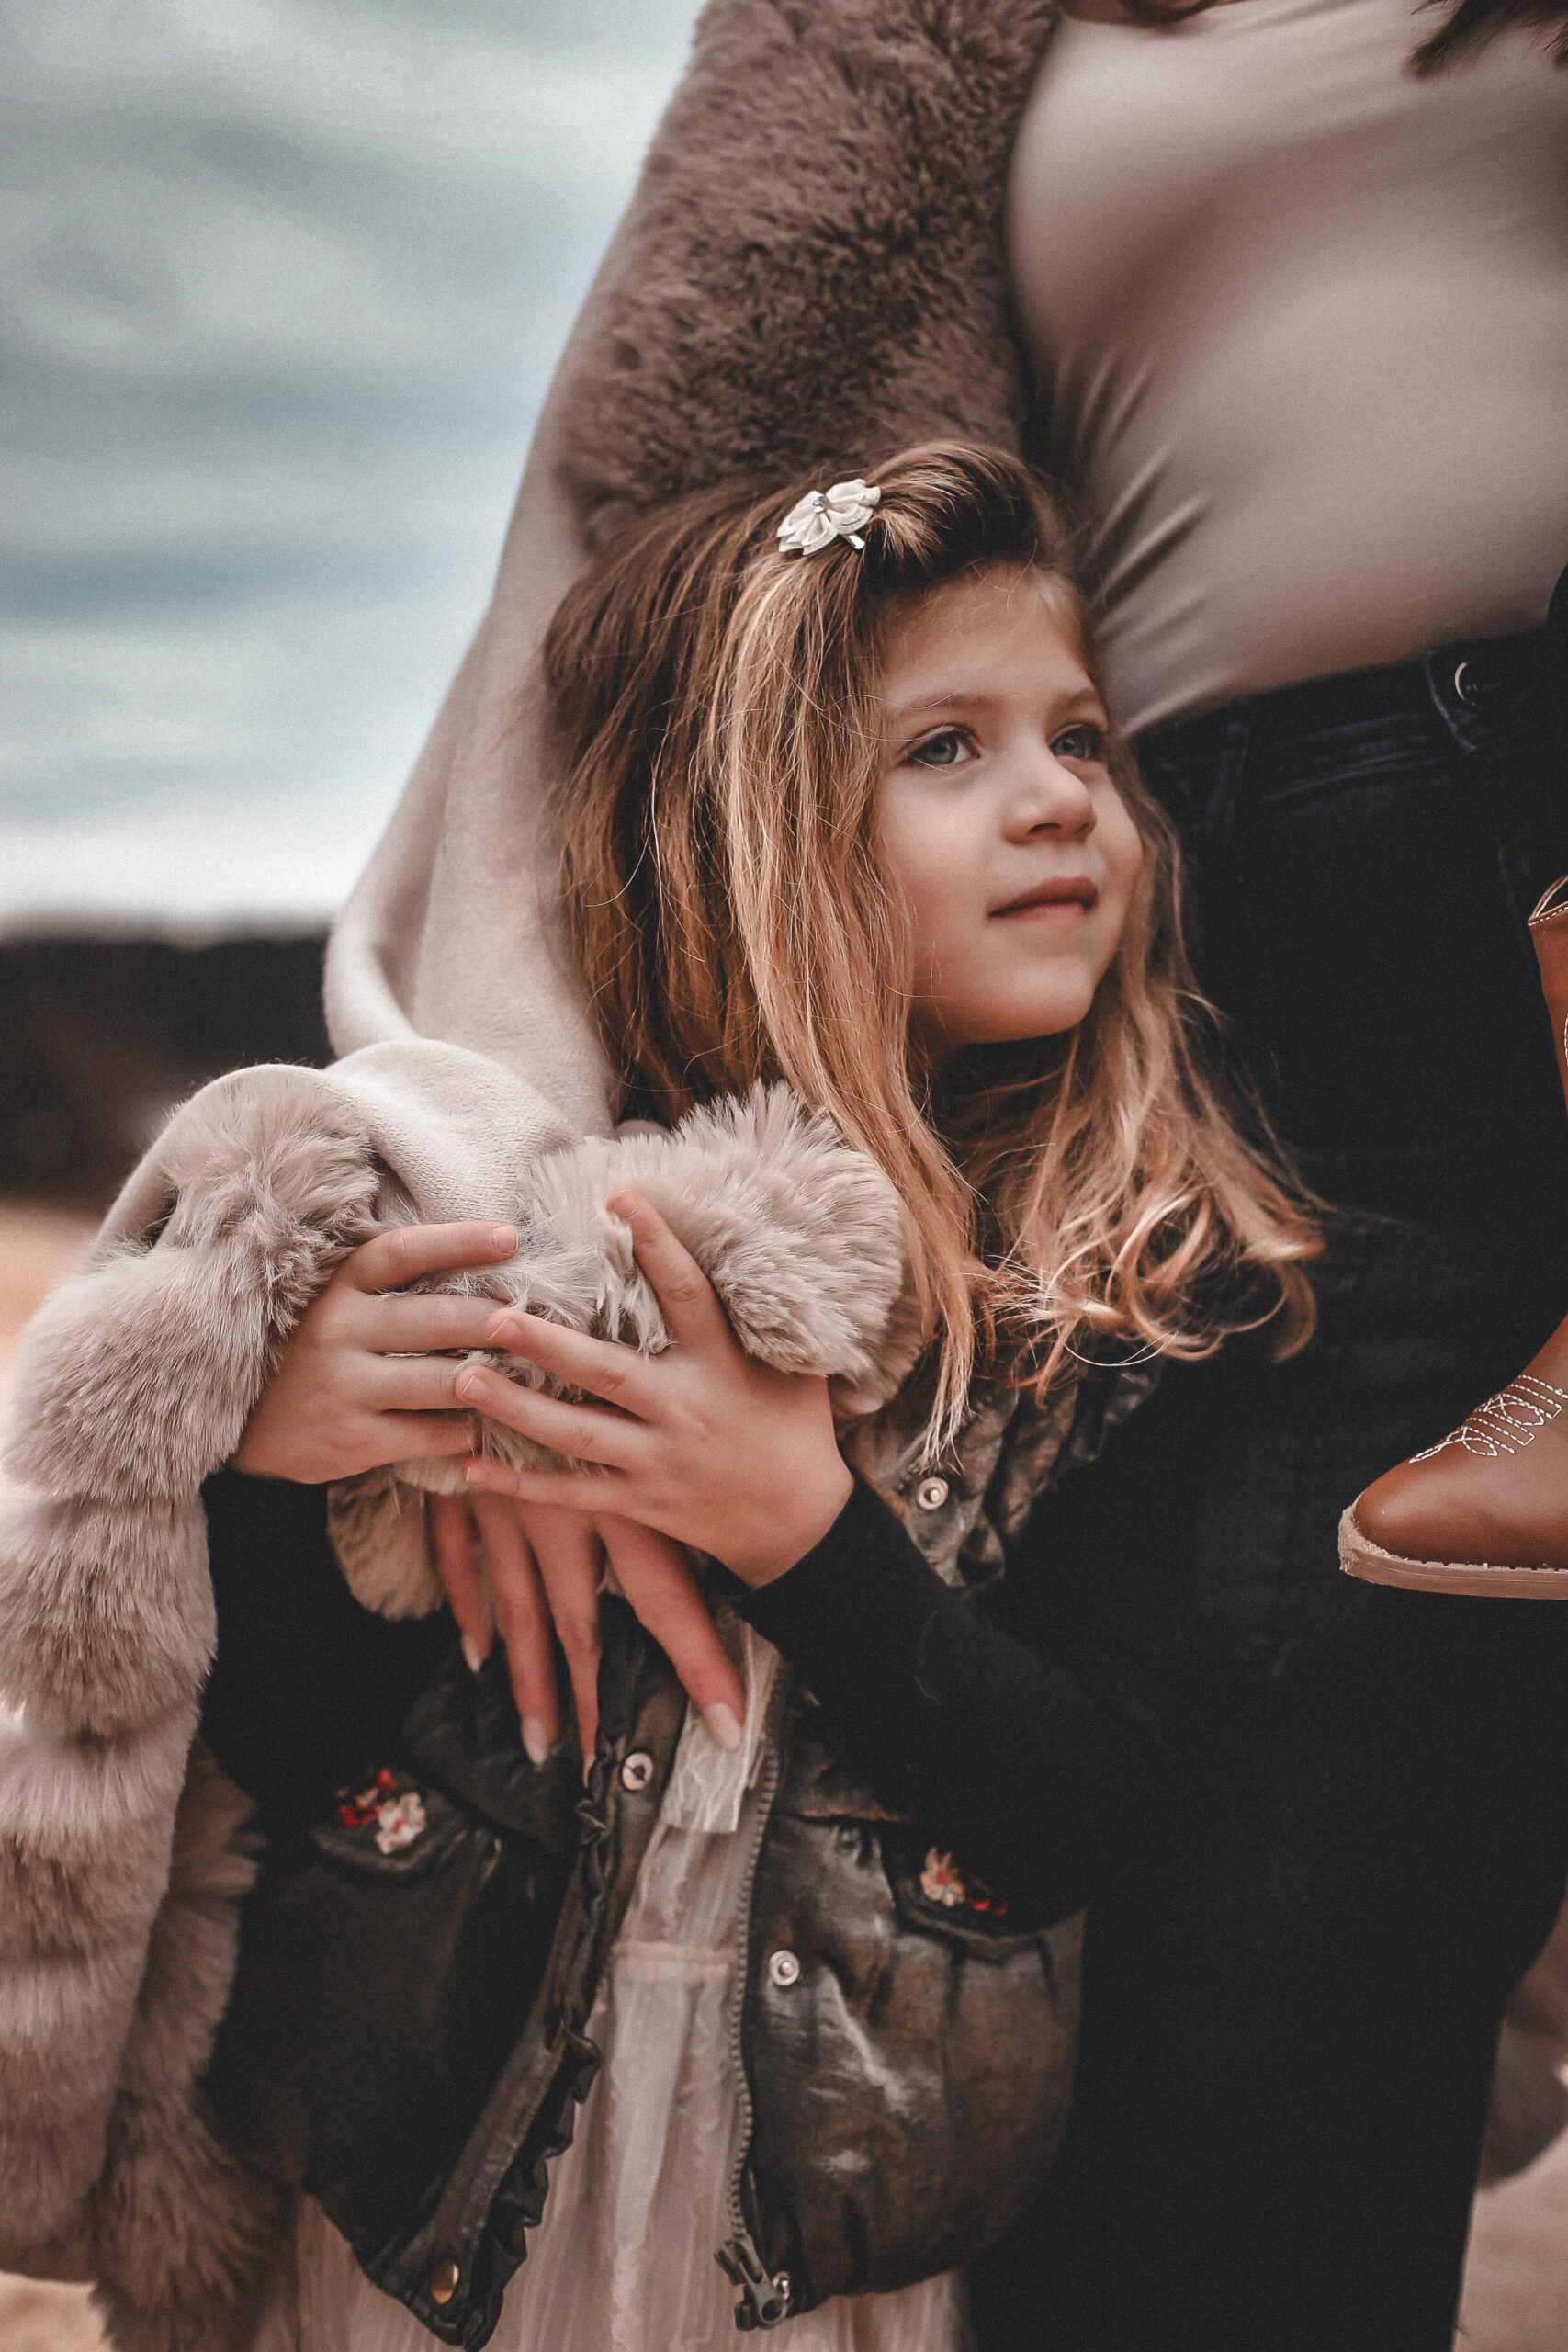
231, 1221, 523, 1484
456, 1189, 855, 1589
429, 1490, 747, 1769
228, 1212, 745, 1763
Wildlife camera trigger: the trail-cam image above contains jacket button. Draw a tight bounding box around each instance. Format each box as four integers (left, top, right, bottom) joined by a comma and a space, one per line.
428, 2257, 460, 2306
621, 1751, 654, 1792
915, 1476, 949, 1511
767, 1948, 801, 1987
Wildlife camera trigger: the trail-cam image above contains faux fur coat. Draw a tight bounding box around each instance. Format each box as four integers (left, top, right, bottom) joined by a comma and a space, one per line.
0, 4, 1069, 2343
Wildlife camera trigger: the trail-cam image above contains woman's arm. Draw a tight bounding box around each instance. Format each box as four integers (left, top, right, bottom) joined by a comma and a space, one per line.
322, 0, 1043, 1131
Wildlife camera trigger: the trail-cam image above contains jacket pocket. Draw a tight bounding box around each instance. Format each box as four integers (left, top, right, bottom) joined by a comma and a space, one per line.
203, 1758, 571, 2267
741, 1792, 1081, 2314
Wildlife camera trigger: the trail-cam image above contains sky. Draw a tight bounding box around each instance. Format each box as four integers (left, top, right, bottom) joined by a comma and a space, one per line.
0, 0, 700, 936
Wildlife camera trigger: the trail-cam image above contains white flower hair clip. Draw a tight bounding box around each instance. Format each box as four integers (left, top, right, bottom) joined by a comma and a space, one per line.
776, 478, 882, 556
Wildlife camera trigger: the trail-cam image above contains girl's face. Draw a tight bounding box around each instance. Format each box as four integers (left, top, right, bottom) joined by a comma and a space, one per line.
875, 569, 1143, 1056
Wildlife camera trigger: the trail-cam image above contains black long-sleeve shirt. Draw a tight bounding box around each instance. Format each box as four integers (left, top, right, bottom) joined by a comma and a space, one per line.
734, 1477, 1178, 1913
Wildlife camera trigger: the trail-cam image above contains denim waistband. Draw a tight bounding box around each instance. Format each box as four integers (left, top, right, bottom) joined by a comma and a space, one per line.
1135, 627, 1551, 769
1127, 623, 1568, 1227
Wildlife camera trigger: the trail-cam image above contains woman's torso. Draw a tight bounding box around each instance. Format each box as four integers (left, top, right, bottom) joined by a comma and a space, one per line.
1007, 0, 1568, 733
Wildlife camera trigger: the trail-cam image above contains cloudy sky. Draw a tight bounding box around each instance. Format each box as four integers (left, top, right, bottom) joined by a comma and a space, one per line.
0, 0, 699, 934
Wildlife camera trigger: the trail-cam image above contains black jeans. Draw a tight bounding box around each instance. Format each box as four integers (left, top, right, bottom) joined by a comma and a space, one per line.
971, 632, 1568, 2352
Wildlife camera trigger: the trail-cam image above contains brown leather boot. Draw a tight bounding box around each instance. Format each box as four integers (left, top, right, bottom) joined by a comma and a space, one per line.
1339, 876, 1568, 1595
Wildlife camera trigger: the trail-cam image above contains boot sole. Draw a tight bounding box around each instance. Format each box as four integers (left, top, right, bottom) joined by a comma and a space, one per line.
1338, 1506, 1568, 1597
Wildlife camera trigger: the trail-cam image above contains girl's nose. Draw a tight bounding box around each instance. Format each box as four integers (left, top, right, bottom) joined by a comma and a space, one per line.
1005, 743, 1097, 838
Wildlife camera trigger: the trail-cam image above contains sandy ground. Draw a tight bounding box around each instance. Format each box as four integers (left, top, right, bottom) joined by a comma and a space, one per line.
3, 1199, 1568, 2351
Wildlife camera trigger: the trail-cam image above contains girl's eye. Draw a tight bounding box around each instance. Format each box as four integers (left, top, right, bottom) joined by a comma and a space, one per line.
1051, 721, 1107, 763
906, 729, 974, 771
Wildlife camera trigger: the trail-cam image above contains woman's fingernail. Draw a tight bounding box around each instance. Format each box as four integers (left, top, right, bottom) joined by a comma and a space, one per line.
521, 1716, 552, 1767
454, 1366, 491, 1404
485, 1312, 523, 1348
702, 1702, 743, 1755
461, 1634, 485, 1675
491, 1226, 517, 1255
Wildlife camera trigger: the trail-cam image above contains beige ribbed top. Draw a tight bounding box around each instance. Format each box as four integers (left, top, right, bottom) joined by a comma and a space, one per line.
1006, 0, 1568, 736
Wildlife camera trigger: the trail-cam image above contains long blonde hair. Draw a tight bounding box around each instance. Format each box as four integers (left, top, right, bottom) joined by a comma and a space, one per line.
544, 443, 1317, 1447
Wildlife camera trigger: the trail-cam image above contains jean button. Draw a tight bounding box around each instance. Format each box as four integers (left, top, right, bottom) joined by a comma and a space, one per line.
1453, 656, 1506, 711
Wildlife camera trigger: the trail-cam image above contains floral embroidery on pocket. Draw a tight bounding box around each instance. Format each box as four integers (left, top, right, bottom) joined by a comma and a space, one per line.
338, 1767, 429, 1856
919, 1846, 1008, 1918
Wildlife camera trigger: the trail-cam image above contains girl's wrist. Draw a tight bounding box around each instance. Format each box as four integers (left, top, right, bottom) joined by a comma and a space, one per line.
720, 1457, 856, 1589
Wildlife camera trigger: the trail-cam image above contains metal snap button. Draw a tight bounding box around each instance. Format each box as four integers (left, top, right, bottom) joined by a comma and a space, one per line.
620, 1751, 655, 1792
915, 1476, 950, 1511
767, 1948, 801, 1988
428, 2257, 460, 2307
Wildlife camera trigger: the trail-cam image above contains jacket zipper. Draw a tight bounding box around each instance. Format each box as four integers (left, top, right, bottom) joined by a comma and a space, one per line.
715, 1672, 793, 2332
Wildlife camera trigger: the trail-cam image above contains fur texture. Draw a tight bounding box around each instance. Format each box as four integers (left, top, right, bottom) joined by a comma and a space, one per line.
506, 1088, 910, 1383
559, 0, 1056, 532
7, 1080, 377, 1506
332, 1088, 916, 1618
90, 1748, 290, 2352
325, 1468, 438, 1623
0, 1071, 377, 2299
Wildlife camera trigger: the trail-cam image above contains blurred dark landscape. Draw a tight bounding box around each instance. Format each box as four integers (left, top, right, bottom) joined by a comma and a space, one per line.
0, 933, 330, 1209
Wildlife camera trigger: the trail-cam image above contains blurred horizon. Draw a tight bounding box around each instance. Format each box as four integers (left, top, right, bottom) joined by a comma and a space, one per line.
1, 0, 699, 939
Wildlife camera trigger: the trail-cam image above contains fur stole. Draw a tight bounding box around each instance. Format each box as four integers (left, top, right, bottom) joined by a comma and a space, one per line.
0, 1073, 908, 2345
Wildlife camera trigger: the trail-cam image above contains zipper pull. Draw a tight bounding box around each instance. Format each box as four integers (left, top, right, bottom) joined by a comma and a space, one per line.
715, 2231, 792, 2331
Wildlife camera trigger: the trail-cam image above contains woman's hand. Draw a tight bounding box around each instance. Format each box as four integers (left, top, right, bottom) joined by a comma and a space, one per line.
231, 1220, 522, 1483
429, 1490, 747, 1769
455, 1190, 855, 1588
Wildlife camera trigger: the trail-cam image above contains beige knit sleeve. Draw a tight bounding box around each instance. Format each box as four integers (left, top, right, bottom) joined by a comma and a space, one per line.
320, 0, 1048, 1164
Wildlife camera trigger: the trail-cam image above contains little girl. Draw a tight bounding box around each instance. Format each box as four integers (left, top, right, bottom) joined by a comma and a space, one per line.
197, 442, 1317, 2352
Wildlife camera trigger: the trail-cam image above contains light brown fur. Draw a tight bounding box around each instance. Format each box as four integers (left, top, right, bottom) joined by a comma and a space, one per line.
337, 1088, 914, 1616
1, 1058, 911, 2340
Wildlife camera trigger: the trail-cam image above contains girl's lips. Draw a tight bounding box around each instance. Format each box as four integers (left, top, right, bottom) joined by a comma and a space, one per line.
991, 877, 1098, 918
